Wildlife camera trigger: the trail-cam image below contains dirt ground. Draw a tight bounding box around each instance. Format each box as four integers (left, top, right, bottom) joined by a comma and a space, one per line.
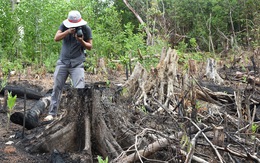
0, 70, 127, 163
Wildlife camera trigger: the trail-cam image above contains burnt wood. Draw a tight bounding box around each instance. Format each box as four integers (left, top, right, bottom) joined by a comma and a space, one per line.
10, 97, 50, 130
0, 85, 44, 100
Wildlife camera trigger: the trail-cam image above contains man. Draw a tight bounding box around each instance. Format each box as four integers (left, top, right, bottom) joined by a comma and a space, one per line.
44, 10, 92, 121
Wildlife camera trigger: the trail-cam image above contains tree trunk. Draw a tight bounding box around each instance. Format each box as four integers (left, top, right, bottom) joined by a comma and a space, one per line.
123, 0, 152, 45
0, 85, 44, 100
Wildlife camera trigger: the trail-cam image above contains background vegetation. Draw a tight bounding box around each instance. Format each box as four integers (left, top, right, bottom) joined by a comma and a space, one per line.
0, 0, 259, 76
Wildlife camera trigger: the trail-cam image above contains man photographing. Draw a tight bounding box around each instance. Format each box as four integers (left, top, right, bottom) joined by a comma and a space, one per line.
44, 10, 92, 121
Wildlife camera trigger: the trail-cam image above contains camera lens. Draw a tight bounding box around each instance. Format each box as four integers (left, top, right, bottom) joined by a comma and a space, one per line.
77, 27, 83, 37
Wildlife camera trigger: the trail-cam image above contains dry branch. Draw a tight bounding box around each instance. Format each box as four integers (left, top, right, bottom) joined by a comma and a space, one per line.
185, 117, 224, 163
114, 130, 208, 163
185, 127, 207, 163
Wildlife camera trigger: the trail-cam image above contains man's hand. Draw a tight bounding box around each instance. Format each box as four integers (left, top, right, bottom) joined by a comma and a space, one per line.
75, 34, 92, 50
54, 28, 75, 42
68, 28, 76, 35
75, 34, 84, 42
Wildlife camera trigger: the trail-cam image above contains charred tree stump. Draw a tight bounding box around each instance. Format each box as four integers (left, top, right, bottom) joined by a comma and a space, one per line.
26, 88, 93, 160
23, 85, 135, 162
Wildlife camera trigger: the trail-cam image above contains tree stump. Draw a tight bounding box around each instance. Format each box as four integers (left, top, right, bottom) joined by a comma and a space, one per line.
23, 84, 136, 162
205, 58, 223, 84
212, 125, 224, 147
123, 47, 179, 113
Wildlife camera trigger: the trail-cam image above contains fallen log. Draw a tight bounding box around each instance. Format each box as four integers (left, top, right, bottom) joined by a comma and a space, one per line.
0, 85, 44, 100
10, 96, 50, 130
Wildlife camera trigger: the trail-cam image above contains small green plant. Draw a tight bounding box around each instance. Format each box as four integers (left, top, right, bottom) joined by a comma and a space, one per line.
7, 92, 17, 130
241, 66, 246, 72
242, 76, 247, 83
176, 40, 188, 53
189, 38, 197, 50
139, 105, 148, 114
251, 123, 258, 140
195, 101, 202, 110
97, 155, 108, 163
121, 87, 128, 97
251, 123, 258, 134
106, 79, 110, 87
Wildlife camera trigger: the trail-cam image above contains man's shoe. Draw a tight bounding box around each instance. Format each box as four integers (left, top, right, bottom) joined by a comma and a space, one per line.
44, 115, 54, 121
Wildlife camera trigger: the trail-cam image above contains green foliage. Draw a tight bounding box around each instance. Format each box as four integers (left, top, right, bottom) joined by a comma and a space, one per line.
7, 92, 17, 130
0, 0, 259, 74
251, 123, 258, 134
139, 105, 148, 114
43, 52, 59, 73
113, 0, 140, 33
0, 58, 23, 76
251, 123, 258, 140
176, 41, 188, 53
0, 0, 18, 59
15, 0, 68, 61
177, 51, 211, 71
242, 76, 247, 83
84, 54, 98, 73
121, 87, 129, 97
195, 101, 202, 110
189, 38, 197, 50
97, 155, 108, 163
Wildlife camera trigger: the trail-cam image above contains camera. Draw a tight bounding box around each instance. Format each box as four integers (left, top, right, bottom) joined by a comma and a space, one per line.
76, 27, 83, 37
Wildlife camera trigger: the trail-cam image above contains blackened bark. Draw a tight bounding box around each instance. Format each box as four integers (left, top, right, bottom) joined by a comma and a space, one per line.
1, 85, 44, 100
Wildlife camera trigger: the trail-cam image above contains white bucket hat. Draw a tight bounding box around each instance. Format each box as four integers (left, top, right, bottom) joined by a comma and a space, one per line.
63, 10, 87, 28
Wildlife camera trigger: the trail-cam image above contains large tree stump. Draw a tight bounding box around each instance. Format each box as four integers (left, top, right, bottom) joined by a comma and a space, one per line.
124, 47, 179, 113
23, 84, 136, 162
26, 88, 93, 159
